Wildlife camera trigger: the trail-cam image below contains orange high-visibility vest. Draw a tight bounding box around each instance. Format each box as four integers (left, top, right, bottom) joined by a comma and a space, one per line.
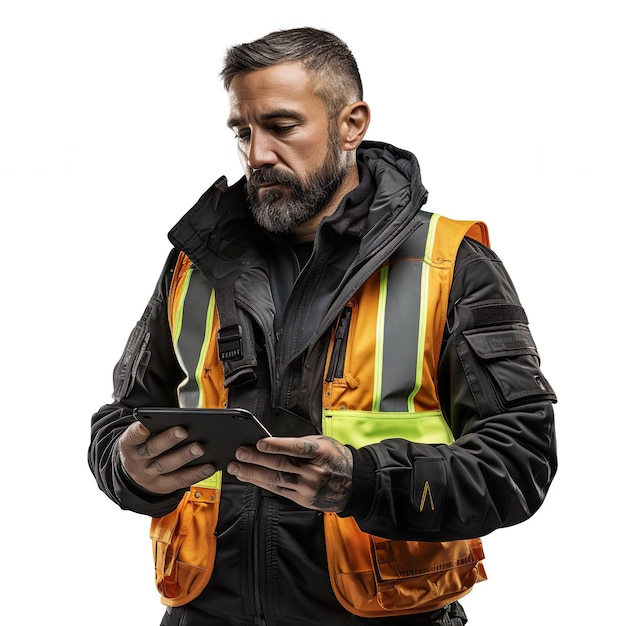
319, 213, 488, 616
150, 211, 489, 615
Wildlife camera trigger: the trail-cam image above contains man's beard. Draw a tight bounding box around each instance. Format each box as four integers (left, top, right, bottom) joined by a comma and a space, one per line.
246, 134, 349, 235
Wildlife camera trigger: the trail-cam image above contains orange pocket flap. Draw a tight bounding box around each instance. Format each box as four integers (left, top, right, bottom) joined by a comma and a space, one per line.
150, 486, 221, 607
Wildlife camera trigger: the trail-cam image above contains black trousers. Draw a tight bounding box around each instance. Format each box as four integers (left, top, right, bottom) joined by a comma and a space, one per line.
160, 601, 467, 626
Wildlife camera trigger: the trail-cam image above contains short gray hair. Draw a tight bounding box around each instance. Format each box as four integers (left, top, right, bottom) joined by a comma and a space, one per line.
221, 27, 363, 118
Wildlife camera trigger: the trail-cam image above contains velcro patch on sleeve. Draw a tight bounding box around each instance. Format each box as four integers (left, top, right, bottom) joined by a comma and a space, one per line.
471, 304, 528, 328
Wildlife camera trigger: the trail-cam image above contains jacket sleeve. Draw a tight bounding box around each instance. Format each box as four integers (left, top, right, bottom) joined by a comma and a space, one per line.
88, 248, 188, 518
342, 237, 558, 541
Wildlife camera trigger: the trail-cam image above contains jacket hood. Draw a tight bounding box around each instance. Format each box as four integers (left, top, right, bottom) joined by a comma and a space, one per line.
332, 140, 429, 260
358, 140, 428, 207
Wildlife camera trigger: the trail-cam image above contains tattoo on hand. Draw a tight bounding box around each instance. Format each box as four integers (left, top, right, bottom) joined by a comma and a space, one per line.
311, 438, 353, 512
281, 471, 299, 485
146, 459, 165, 473
136, 443, 151, 458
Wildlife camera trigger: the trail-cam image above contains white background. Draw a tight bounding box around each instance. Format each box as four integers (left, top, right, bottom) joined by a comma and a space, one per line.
2, 1, 624, 623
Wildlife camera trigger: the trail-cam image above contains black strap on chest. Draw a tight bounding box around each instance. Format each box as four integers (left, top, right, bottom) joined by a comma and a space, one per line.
214, 283, 258, 389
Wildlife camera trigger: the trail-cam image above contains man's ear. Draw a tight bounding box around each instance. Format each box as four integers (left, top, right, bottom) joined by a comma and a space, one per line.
338, 101, 370, 151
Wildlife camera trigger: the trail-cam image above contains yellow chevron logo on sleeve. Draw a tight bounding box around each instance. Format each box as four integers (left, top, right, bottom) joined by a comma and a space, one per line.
419, 480, 435, 512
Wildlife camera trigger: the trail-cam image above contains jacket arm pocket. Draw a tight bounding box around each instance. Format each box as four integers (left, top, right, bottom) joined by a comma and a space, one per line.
461, 325, 557, 413
113, 296, 159, 401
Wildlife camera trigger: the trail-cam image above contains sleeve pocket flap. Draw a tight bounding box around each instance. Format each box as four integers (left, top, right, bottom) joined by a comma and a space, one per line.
463, 327, 557, 405
464, 326, 538, 359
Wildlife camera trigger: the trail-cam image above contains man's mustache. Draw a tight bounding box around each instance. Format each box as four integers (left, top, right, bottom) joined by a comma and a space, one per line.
248, 167, 299, 189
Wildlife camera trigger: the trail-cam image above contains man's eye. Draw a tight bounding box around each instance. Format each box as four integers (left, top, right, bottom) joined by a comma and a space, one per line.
235, 131, 250, 143
274, 125, 295, 134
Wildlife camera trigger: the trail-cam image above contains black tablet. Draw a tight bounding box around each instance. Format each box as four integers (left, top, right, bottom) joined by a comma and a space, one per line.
133, 406, 272, 471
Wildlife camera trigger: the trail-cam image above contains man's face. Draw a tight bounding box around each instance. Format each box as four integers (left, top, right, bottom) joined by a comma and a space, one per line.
227, 62, 350, 234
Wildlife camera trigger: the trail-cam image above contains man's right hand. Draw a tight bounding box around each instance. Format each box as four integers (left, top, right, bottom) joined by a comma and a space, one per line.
118, 421, 217, 494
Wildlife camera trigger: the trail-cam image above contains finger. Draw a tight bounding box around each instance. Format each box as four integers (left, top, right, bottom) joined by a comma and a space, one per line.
132, 426, 189, 461
256, 436, 323, 459
121, 420, 153, 445
227, 461, 302, 494
142, 442, 207, 475
141, 463, 218, 495
234, 445, 303, 473
228, 448, 322, 496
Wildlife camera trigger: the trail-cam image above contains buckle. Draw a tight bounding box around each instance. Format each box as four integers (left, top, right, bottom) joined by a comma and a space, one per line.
217, 325, 243, 361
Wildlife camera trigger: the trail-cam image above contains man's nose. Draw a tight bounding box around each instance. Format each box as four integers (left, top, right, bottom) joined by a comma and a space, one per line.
246, 132, 278, 170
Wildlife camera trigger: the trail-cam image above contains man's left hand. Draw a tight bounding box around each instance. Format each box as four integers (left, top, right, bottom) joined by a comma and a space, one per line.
227, 436, 353, 512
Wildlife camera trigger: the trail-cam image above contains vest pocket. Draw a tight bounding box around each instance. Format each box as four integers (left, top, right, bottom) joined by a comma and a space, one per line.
150, 483, 221, 607
322, 410, 454, 449
371, 534, 486, 611
324, 513, 486, 617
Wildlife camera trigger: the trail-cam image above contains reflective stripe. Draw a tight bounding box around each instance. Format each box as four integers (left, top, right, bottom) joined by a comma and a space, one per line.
171, 266, 190, 345
371, 265, 388, 411
378, 216, 430, 412
322, 409, 454, 448
172, 268, 217, 408
412, 214, 440, 405
193, 472, 222, 489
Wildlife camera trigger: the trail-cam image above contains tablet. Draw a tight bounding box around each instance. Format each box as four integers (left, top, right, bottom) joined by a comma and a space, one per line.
133, 406, 272, 471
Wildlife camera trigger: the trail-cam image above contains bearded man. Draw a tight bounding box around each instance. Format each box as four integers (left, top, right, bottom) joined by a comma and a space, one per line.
89, 27, 557, 626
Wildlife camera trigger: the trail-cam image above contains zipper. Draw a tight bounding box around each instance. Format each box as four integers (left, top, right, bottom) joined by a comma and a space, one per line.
252, 495, 264, 624
243, 488, 267, 625
325, 305, 353, 382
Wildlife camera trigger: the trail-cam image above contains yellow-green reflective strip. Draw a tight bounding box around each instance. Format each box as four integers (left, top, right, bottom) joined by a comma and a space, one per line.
173, 270, 193, 401
172, 268, 192, 346
372, 265, 389, 412
322, 409, 453, 448
406, 216, 439, 409
423, 213, 441, 265
193, 471, 222, 489
194, 290, 216, 407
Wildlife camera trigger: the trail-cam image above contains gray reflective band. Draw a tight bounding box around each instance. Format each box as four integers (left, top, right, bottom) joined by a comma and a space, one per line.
176, 268, 215, 408
377, 216, 431, 412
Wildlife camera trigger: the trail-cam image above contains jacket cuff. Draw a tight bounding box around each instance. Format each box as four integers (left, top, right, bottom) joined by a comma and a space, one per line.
339, 445, 377, 519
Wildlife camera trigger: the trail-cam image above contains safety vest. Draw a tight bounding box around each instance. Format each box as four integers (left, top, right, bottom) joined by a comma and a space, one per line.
150, 211, 489, 615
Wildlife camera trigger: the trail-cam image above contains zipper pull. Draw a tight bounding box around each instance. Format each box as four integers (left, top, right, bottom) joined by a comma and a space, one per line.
325, 306, 353, 382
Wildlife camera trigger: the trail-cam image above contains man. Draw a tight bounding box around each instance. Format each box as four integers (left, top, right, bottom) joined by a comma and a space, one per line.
89, 27, 557, 626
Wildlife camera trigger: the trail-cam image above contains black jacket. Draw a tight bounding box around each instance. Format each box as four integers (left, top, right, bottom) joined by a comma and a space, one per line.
89, 141, 557, 625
